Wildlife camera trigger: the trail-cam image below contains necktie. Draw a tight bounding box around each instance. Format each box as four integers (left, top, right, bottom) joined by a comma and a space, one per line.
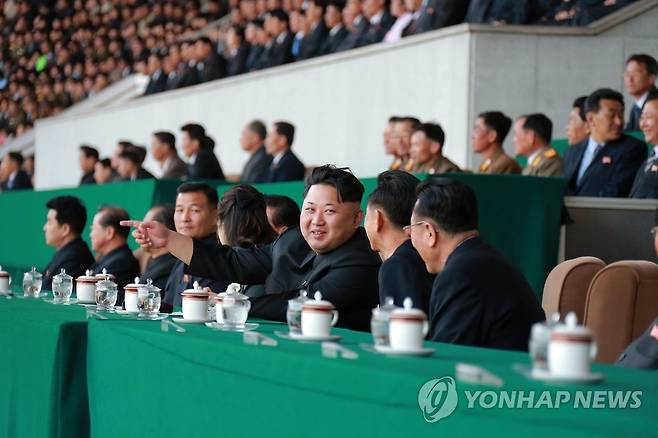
632, 105, 642, 129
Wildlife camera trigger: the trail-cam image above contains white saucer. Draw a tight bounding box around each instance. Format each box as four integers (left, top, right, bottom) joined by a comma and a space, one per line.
530, 368, 604, 383
170, 311, 183, 317
366, 344, 435, 357
205, 322, 259, 332
115, 309, 139, 315
77, 301, 96, 306
274, 330, 341, 342
172, 317, 208, 324
136, 313, 169, 321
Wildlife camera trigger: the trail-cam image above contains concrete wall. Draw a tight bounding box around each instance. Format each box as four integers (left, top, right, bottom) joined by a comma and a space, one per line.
34, 1, 658, 189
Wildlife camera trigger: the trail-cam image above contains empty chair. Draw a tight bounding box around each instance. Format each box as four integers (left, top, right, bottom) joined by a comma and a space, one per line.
584, 260, 658, 363
542, 257, 605, 323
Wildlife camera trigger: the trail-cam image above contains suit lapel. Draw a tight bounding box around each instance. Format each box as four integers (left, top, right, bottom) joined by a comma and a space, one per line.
578, 141, 614, 188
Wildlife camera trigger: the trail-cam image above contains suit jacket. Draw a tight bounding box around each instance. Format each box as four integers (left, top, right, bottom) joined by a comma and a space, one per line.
1, 170, 32, 191
428, 236, 545, 351
629, 151, 658, 199
335, 16, 369, 52
161, 155, 187, 180
320, 25, 349, 55
466, 0, 530, 24
411, 155, 460, 174
134, 167, 155, 180
522, 147, 564, 177
265, 149, 305, 182
361, 11, 395, 46
616, 317, 658, 370
176, 62, 199, 89
246, 44, 266, 72
241, 146, 272, 183
163, 234, 229, 308
79, 171, 96, 185
43, 238, 95, 291
143, 70, 167, 95
187, 226, 381, 331
197, 52, 226, 83
298, 21, 328, 60
268, 32, 294, 68
187, 147, 225, 181
564, 135, 647, 197
379, 239, 434, 314
626, 86, 658, 131
142, 253, 178, 294
165, 70, 181, 91
226, 43, 251, 76
89, 244, 140, 305
478, 149, 522, 174
414, 0, 469, 33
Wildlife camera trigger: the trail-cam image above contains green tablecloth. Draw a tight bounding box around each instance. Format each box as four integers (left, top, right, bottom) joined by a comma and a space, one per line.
0, 296, 89, 438
86, 317, 657, 438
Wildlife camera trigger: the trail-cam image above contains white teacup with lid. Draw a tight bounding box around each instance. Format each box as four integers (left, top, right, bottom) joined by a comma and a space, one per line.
548, 312, 597, 378
301, 291, 338, 337
181, 281, 209, 321
76, 269, 97, 303
389, 297, 428, 351
123, 277, 142, 313
0, 265, 11, 295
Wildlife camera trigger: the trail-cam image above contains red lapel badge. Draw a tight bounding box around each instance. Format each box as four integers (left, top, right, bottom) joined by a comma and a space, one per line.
602, 156, 612, 165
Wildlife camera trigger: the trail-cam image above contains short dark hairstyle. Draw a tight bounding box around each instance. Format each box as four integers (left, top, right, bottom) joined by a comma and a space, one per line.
153, 131, 176, 152
273, 121, 295, 147
97, 158, 112, 169
97, 205, 130, 239
118, 149, 142, 165
218, 185, 277, 247
118, 140, 134, 150
388, 115, 401, 123
520, 113, 553, 144
368, 170, 419, 228
585, 88, 625, 114
646, 94, 658, 106
478, 111, 512, 144
196, 36, 213, 46
327, 0, 345, 12
149, 203, 175, 231
176, 182, 219, 209
181, 123, 206, 145
270, 8, 289, 23
6, 152, 24, 166
414, 122, 445, 147
400, 116, 421, 131
247, 120, 267, 141
46, 196, 87, 235
265, 194, 300, 230
303, 165, 364, 203
130, 145, 147, 164
308, 0, 327, 12
414, 178, 478, 234
79, 144, 99, 160
626, 54, 658, 76
572, 96, 587, 122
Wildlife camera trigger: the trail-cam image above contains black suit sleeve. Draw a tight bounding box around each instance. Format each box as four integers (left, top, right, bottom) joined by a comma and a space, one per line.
429, 272, 484, 344
378, 258, 429, 311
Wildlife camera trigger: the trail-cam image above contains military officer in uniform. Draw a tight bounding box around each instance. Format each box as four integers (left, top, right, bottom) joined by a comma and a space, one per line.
513, 113, 564, 177
409, 122, 461, 174
472, 111, 522, 174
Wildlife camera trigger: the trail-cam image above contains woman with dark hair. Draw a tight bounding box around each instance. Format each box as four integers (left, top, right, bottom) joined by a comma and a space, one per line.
216, 184, 277, 298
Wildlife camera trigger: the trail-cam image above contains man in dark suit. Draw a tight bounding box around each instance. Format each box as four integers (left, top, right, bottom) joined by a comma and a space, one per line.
143, 53, 168, 96
89, 206, 140, 304
564, 88, 647, 197
408, 178, 545, 351
181, 123, 225, 181
0, 152, 32, 191
411, 0, 468, 34
42, 196, 95, 291
240, 120, 272, 183
624, 54, 658, 131
225, 25, 251, 76
115, 149, 155, 181
298, 0, 328, 60
123, 166, 381, 332
151, 131, 187, 180
630, 96, 658, 198
360, 0, 394, 46
365, 170, 434, 313
195, 37, 226, 83
175, 42, 200, 89
78, 145, 99, 185
245, 19, 268, 71
336, 0, 369, 51
617, 317, 658, 370
265, 121, 306, 182
320, 1, 349, 55
267, 9, 294, 67
265, 194, 301, 235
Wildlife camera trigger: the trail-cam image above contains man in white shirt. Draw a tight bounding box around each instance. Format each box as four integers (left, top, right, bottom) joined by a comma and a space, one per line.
624, 54, 658, 131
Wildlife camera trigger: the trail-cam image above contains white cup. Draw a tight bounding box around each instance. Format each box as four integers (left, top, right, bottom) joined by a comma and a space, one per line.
389, 319, 429, 351
301, 308, 338, 337
124, 288, 138, 312
182, 296, 208, 321
548, 337, 597, 378
0, 276, 10, 294
76, 281, 97, 303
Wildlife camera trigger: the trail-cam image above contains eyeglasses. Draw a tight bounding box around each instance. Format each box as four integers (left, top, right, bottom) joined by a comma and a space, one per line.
403, 221, 430, 232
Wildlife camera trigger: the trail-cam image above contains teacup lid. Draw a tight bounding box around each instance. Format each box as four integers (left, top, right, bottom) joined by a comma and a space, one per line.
77, 269, 96, 281
96, 269, 117, 289
288, 289, 309, 305
137, 278, 160, 294
372, 296, 397, 316
390, 297, 426, 322
302, 291, 334, 310
551, 312, 592, 342
181, 281, 209, 298
95, 269, 115, 280
25, 266, 41, 277
53, 268, 72, 282
0, 265, 8, 277
124, 277, 142, 290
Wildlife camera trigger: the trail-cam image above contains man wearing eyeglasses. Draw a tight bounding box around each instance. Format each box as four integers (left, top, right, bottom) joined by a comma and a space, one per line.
407, 178, 545, 351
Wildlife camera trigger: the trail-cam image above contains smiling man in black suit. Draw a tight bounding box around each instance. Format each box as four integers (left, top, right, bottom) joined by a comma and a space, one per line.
265, 121, 306, 182
564, 88, 647, 197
